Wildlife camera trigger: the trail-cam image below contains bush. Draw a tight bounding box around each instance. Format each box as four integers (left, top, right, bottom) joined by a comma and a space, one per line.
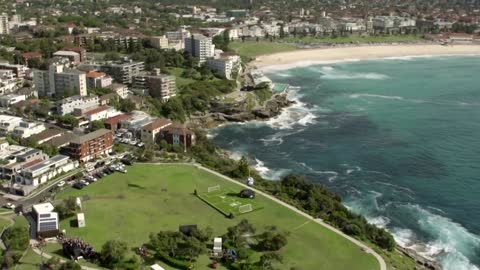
155, 250, 193, 270
2, 227, 29, 251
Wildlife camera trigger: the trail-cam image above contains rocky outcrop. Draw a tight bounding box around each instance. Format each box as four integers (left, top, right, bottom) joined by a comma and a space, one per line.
397, 246, 443, 270
188, 93, 295, 128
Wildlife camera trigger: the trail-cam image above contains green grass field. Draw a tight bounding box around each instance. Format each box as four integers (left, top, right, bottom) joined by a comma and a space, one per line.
229, 41, 298, 61
56, 164, 379, 270
197, 187, 263, 216
280, 34, 423, 44
164, 67, 196, 87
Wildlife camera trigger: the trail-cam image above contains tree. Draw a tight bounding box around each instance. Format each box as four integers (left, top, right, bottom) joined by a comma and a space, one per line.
100, 240, 128, 268
59, 260, 82, 270
256, 226, 288, 251
90, 120, 105, 131
118, 98, 136, 113
55, 197, 80, 219
44, 256, 61, 270
150, 231, 183, 258
178, 236, 205, 262
259, 252, 283, 270
2, 227, 29, 251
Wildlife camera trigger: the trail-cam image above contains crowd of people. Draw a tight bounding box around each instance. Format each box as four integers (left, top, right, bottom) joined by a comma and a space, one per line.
61, 237, 98, 261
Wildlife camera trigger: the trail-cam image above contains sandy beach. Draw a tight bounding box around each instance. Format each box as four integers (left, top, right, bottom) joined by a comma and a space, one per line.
254, 44, 480, 70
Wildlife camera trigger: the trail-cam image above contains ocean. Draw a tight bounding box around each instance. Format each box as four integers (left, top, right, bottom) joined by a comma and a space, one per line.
211, 56, 480, 270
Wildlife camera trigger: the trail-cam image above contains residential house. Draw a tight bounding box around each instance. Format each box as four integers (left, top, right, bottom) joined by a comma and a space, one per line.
140, 118, 172, 144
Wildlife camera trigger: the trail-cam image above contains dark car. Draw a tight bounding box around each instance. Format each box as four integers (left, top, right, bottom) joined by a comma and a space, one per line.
73, 182, 85, 190
103, 168, 113, 175
95, 161, 105, 169
121, 158, 133, 166
239, 189, 256, 199
95, 172, 104, 178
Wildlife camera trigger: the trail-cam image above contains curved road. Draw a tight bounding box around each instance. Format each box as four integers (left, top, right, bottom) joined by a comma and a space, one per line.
173, 163, 387, 270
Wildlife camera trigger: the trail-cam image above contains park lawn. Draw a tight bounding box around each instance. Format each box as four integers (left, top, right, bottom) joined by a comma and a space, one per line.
165, 67, 196, 87
229, 41, 298, 61
197, 188, 263, 216
57, 164, 379, 270
280, 34, 423, 44
0, 216, 13, 232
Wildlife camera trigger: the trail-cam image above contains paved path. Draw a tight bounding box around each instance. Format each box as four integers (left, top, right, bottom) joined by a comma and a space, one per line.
149, 162, 387, 270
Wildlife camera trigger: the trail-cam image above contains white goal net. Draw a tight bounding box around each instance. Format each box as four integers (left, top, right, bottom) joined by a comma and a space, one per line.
238, 204, 253, 213
207, 185, 221, 193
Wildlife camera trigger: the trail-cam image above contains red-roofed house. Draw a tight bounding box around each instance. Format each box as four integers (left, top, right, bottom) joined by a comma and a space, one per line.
21, 52, 42, 65
104, 114, 131, 131
86, 70, 112, 89
159, 123, 196, 151
140, 118, 172, 144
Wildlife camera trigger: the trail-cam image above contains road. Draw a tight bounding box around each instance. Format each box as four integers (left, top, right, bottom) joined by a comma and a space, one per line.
149, 162, 387, 270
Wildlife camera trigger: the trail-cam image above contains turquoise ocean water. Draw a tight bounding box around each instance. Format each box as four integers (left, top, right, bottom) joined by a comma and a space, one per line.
212, 56, 480, 270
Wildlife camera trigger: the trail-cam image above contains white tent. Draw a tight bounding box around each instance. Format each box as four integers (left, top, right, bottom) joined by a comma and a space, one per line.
150, 264, 165, 270
212, 237, 222, 257
246, 177, 254, 186
77, 213, 85, 228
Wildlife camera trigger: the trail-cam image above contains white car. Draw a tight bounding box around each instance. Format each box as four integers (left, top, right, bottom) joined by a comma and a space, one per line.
79, 180, 89, 186
4, 203, 15, 209
57, 181, 66, 187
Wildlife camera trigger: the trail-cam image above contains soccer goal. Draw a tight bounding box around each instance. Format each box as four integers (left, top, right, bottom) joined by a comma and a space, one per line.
207, 185, 221, 193
238, 204, 253, 214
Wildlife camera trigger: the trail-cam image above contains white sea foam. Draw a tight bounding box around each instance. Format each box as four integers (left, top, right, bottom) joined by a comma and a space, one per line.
265, 87, 319, 130
323, 72, 389, 80
368, 216, 390, 228
391, 228, 415, 247
350, 93, 405, 100
259, 129, 305, 146
254, 158, 290, 180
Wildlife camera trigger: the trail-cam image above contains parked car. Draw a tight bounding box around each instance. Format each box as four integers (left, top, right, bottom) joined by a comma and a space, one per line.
79, 179, 89, 186
136, 142, 145, 148
73, 182, 85, 190
3, 203, 15, 209
95, 172, 105, 178
95, 161, 105, 169
57, 181, 66, 187
103, 168, 113, 175
121, 158, 133, 166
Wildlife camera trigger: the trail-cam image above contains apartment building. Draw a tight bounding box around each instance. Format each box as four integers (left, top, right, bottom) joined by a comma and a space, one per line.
93, 60, 145, 85
86, 70, 113, 89
12, 121, 46, 138
53, 51, 81, 64
140, 118, 172, 144
132, 69, 176, 101
150, 35, 169, 49
0, 146, 48, 181
0, 63, 28, 78
62, 46, 87, 62
0, 115, 23, 134
184, 34, 215, 64
0, 94, 26, 108
61, 129, 113, 162
82, 106, 121, 122
0, 13, 9, 35
0, 70, 19, 95
33, 61, 87, 97
159, 123, 196, 152
15, 155, 77, 186
207, 53, 241, 80
56, 95, 99, 115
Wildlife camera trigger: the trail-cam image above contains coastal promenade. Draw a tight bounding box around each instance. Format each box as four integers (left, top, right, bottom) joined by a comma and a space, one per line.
147, 162, 387, 270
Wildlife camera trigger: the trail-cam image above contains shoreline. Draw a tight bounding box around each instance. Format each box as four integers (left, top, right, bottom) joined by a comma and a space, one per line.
252, 44, 480, 71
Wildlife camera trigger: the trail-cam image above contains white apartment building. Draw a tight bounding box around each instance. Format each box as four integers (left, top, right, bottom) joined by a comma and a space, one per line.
0, 13, 9, 35
166, 29, 191, 42
207, 54, 242, 80
13, 121, 46, 138
86, 71, 112, 89
15, 155, 77, 186
56, 95, 99, 116
0, 63, 29, 79
0, 70, 19, 95
34, 62, 87, 97
0, 115, 22, 134
0, 94, 26, 108
83, 106, 121, 122
184, 34, 215, 64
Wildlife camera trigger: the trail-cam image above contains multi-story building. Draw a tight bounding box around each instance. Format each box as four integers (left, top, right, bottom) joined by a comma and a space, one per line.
84, 60, 144, 85
61, 129, 113, 162
140, 118, 172, 144
53, 51, 81, 64
12, 121, 46, 138
82, 105, 121, 122
62, 46, 87, 62
159, 123, 196, 152
0, 70, 19, 95
166, 29, 191, 43
207, 53, 242, 80
32, 203, 59, 238
0, 94, 26, 108
0, 62, 28, 78
86, 70, 113, 89
34, 61, 87, 97
0, 115, 23, 134
56, 95, 99, 116
15, 155, 77, 186
184, 34, 215, 64
0, 146, 48, 182
150, 36, 169, 49
0, 13, 9, 35
132, 69, 176, 101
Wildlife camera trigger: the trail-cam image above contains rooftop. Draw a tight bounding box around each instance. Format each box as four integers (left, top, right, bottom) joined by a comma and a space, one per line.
86, 70, 107, 78
30, 128, 64, 143
70, 129, 112, 145
84, 105, 109, 116
53, 50, 80, 57
142, 118, 172, 131
24, 155, 69, 173
105, 113, 131, 125
33, 202, 55, 215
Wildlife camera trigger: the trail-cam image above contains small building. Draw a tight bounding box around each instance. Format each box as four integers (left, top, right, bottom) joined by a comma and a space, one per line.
159, 123, 196, 151
104, 114, 131, 131
86, 70, 113, 89
33, 202, 59, 238
53, 51, 81, 64
12, 121, 46, 139
77, 213, 85, 227
212, 237, 223, 257
140, 118, 172, 144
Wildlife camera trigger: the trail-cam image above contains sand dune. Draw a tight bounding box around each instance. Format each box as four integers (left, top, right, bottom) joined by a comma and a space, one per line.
253, 44, 480, 70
